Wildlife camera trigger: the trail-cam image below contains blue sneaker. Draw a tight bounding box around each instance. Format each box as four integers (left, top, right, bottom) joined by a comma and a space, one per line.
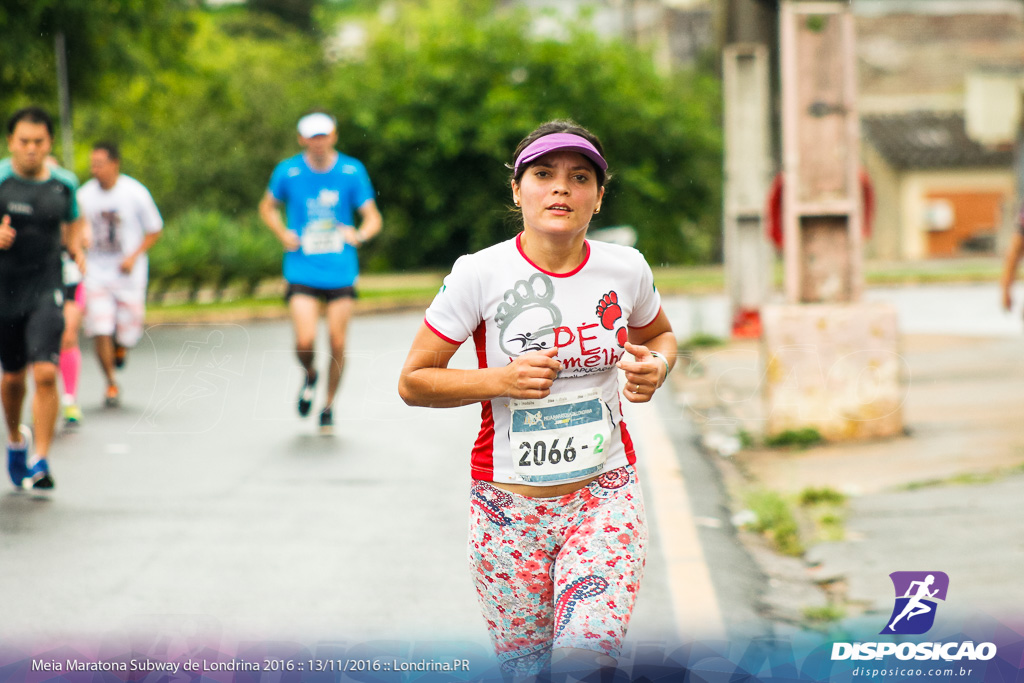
29, 458, 54, 490
6, 425, 32, 489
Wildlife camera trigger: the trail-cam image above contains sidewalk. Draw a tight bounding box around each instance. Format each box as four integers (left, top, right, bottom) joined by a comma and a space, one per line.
674, 330, 1024, 628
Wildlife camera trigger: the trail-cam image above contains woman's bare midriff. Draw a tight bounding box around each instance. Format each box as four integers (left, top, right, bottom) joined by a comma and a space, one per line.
492, 475, 601, 499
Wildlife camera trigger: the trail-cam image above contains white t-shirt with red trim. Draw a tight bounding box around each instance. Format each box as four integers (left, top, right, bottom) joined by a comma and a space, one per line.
424, 234, 663, 485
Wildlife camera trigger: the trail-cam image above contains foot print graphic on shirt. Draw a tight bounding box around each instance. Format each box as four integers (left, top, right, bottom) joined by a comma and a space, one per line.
595, 291, 627, 347
495, 273, 563, 356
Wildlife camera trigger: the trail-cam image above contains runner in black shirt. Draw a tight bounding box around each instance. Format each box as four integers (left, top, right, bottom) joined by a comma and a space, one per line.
1, 106, 86, 490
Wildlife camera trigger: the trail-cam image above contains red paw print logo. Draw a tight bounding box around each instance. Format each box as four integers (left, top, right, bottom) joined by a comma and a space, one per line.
595, 291, 627, 347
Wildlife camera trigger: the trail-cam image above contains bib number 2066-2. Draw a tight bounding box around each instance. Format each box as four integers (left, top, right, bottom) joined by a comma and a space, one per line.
509, 387, 612, 484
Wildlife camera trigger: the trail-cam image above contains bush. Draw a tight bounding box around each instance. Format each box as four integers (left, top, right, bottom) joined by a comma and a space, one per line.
765, 428, 824, 449
799, 487, 847, 506
149, 209, 282, 299
217, 215, 284, 295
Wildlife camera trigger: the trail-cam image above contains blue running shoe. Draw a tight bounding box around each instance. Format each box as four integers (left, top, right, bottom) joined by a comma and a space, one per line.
29, 458, 54, 490
6, 425, 32, 489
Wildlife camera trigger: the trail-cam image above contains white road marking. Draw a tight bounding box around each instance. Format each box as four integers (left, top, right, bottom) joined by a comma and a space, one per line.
632, 401, 727, 640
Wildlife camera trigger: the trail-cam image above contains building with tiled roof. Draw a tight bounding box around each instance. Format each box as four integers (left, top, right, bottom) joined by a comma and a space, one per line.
862, 112, 1014, 169
862, 110, 1018, 259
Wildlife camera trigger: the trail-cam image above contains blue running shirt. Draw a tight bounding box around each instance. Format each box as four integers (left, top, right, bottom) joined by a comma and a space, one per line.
267, 153, 376, 289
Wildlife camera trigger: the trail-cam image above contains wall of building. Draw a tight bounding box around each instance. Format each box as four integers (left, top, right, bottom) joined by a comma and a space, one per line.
862, 143, 904, 261
899, 168, 1015, 259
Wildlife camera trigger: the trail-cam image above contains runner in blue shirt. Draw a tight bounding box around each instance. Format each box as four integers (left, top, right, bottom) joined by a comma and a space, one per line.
258, 112, 382, 434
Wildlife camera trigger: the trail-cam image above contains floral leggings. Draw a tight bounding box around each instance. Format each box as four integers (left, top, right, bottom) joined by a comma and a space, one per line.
468, 465, 648, 676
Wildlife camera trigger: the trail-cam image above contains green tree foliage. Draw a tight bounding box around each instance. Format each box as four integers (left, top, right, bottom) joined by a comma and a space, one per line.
67, 0, 720, 290
248, 0, 322, 33
0, 0, 192, 117
324, 0, 722, 267
76, 11, 325, 219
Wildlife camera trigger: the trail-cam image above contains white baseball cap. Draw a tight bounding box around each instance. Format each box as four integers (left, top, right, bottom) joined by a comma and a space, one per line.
297, 112, 336, 138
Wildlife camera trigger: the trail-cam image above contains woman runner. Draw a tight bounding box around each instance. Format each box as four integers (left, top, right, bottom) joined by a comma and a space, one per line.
399, 120, 676, 679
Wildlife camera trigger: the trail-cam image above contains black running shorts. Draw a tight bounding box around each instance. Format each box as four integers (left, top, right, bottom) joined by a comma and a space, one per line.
0, 293, 65, 371
284, 283, 358, 303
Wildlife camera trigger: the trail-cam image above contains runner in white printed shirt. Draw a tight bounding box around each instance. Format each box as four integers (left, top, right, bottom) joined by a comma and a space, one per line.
399, 120, 677, 679
77, 141, 163, 408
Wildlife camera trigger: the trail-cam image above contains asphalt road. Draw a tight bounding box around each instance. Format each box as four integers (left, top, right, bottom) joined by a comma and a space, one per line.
7, 282, 1018, 678
0, 307, 767, 668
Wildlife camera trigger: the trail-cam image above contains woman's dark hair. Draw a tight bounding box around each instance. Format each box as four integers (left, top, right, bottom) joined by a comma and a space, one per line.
510, 119, 608, 188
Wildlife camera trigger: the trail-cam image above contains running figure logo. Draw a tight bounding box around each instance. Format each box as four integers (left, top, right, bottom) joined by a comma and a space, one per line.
494, 273, 562, 356
880, 571, 949, 635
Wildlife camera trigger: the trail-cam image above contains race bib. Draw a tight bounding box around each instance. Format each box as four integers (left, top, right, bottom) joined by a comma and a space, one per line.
301, 220, 343, 255
509, 387, 613, 484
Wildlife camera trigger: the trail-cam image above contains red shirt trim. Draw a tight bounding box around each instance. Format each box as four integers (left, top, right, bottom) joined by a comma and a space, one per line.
469, 321, 495, 481
515, 233, 590, 278
619, 420, 638, 465
424, 319, 464, 346
631, 306, 664, 330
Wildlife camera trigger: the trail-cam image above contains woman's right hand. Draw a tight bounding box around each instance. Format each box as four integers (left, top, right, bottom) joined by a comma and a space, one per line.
502, 347, 561, 399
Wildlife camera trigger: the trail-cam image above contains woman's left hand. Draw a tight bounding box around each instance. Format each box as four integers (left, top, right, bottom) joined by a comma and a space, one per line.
618, 341, 666, 403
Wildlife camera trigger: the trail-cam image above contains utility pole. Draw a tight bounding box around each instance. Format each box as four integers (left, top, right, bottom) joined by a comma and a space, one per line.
622, 0, 637, 45
722, 44, 772, 337
55, 32, 74, 169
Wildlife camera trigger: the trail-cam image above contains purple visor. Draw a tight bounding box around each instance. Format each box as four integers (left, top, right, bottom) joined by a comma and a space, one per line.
513, 133, 608, 176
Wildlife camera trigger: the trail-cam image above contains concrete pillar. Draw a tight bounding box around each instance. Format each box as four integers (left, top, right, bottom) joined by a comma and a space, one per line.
762, 0, 903, 441
723, 44, 773, 337
779, 1, 862, 304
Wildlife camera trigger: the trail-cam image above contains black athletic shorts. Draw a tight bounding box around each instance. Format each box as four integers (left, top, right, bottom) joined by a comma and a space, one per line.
284, 283, 358, 303
63, 282, 82, 307
0, 294, 65, 371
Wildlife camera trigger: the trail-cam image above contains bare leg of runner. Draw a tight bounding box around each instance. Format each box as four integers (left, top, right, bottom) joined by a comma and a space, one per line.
95, 335, 118, 404
31, 362, 59, 458
289, 294, 321, 418
1, 370, 26, 438
323, 297, 354, 410
289, 294, 320, 378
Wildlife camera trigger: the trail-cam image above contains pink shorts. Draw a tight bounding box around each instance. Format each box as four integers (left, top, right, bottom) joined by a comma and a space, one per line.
468, 465, 648, 676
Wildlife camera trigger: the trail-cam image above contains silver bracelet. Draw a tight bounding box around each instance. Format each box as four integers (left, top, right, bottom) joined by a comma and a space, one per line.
649, 351, 671, 380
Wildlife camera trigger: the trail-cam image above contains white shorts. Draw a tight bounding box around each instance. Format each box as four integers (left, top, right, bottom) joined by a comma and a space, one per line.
84, 282, 146, 347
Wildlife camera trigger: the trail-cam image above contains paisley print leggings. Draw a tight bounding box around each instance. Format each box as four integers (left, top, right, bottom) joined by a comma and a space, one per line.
468, 465, 648, 676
